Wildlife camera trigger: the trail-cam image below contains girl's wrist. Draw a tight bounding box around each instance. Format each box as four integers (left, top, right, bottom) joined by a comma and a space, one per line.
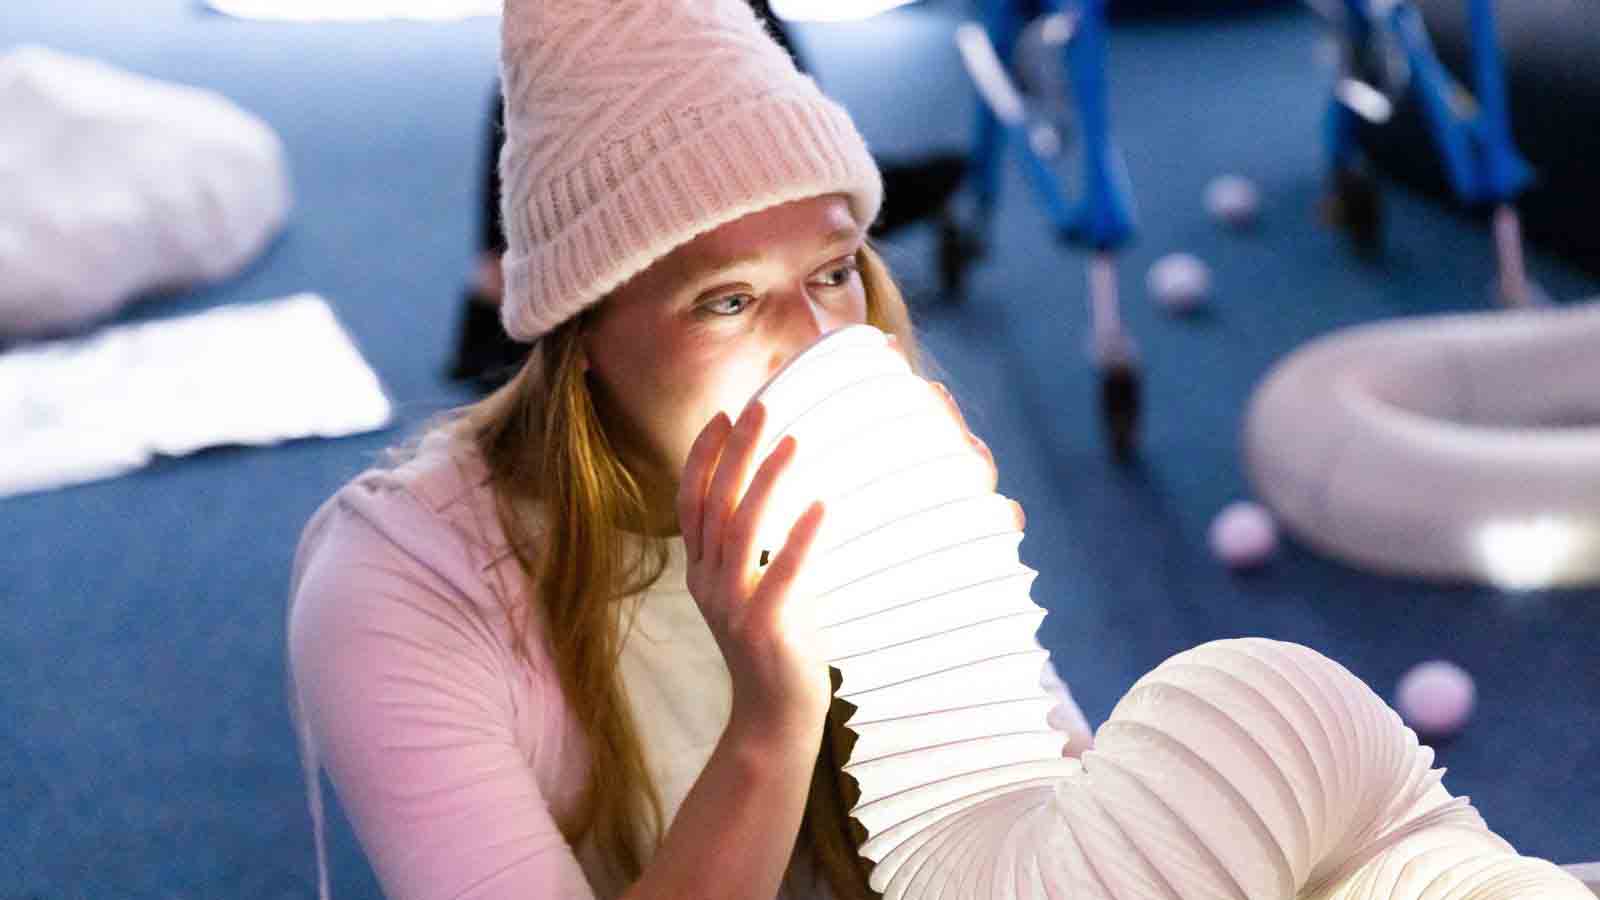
722, 706, 825, 768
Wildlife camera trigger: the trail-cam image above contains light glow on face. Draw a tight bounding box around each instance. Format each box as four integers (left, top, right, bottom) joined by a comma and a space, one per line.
1475, 516, 1596, 591
581, 195, 866, 491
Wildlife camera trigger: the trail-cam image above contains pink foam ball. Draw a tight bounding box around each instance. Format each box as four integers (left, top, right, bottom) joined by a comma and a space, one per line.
1147, 252, 1212, 313
1205, 174, 1260, 229
1210, 501, 1278, 569
1396, 660, 1476, 738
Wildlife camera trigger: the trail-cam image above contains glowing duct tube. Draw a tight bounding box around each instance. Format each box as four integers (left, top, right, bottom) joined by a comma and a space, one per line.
745, 325, 1591, 899
1244, 302, 1600, 589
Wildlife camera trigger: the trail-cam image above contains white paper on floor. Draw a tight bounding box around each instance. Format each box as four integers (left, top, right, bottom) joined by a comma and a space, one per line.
0, 293, 392, 499
201, 0, 499, 21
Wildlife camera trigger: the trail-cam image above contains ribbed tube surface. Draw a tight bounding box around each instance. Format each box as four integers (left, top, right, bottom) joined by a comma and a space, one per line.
746, 325, 1591, 900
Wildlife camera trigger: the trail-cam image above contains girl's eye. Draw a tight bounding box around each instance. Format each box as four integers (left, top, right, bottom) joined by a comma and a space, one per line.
816, 261, 859, 288
702, 293, 755, 316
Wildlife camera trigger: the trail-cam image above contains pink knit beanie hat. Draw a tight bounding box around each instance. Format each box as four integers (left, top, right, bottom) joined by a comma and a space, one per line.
497, 0, 884, 343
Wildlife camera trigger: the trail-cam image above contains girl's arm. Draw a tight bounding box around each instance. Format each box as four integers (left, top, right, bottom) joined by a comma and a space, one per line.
290, 488, 599, 900
620, 719, 820, 900
635, 402, 835, 900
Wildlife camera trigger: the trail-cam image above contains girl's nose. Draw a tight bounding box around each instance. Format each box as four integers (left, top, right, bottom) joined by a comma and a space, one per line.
770, 289, 846, 374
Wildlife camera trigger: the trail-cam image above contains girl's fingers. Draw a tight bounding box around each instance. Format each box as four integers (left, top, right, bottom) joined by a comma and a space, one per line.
1009, 497, 1026, 531
930, 381, 968, 432
724, 434, 799, 584
702, 401, 768, 570
678, 412, 731, 563
748, 500, 826, 623
975, 433, 998, 492
886, 332, 911, 365
932, 381, 999, 491
932, 381, 989, 456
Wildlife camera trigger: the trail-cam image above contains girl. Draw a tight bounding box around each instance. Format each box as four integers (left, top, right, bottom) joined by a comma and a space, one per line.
289, 2, 1090, 898
443, 0, 967, 392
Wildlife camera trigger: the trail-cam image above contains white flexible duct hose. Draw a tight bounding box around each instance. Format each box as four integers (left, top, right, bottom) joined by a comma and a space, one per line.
1244, 302, 1600, 589
745, 325, 1591, 899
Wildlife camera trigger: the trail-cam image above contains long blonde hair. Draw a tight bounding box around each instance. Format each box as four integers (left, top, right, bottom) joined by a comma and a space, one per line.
455, 243, 928, 897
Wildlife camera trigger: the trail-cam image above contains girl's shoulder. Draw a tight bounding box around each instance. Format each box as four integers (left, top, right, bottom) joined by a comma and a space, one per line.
294, 426, 538, 617
366, 428, 512, 553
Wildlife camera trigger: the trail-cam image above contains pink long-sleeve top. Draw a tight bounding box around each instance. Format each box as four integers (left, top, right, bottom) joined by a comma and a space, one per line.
287, 430, 1092, 900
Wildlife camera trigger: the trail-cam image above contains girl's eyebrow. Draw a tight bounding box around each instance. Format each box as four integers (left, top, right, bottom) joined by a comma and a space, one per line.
691, 224, 863, 285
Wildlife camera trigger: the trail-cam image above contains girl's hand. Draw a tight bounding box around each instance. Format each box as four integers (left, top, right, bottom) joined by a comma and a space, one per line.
677, 400, 832, 747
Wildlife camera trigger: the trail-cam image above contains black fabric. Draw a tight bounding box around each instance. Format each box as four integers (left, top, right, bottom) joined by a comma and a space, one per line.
747, 0, 808, 72
446, 291, 527, 390
480, 84, 506, 254
1356, 0, 1600, 275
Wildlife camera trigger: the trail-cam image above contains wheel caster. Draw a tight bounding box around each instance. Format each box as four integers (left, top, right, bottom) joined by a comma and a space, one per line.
1321, 164, 1383, 255
937, 214, 984, 300
1099, 359, 1141, 462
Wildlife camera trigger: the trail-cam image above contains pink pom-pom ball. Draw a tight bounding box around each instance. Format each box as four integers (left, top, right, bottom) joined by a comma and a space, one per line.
1147, 252, 1212, 313
1396, 660, 1476, 738
1205, 174, 1260, 228
1209, 501, 1278, 569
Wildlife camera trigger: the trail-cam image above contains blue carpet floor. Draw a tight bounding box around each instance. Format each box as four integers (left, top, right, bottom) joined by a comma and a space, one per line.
2, 2, 1596, 898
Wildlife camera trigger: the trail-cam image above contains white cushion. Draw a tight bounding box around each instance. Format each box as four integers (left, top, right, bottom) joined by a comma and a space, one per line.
1562, 861, 1600, 897
0, 45, 291, 338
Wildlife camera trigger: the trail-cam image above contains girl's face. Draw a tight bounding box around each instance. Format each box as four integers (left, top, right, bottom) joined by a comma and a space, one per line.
580, 193, 868, 493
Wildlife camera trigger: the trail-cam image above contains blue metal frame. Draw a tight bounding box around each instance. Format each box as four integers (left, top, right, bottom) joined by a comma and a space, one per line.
1327, 0, 1531, 205
969, 0, 1137, 252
